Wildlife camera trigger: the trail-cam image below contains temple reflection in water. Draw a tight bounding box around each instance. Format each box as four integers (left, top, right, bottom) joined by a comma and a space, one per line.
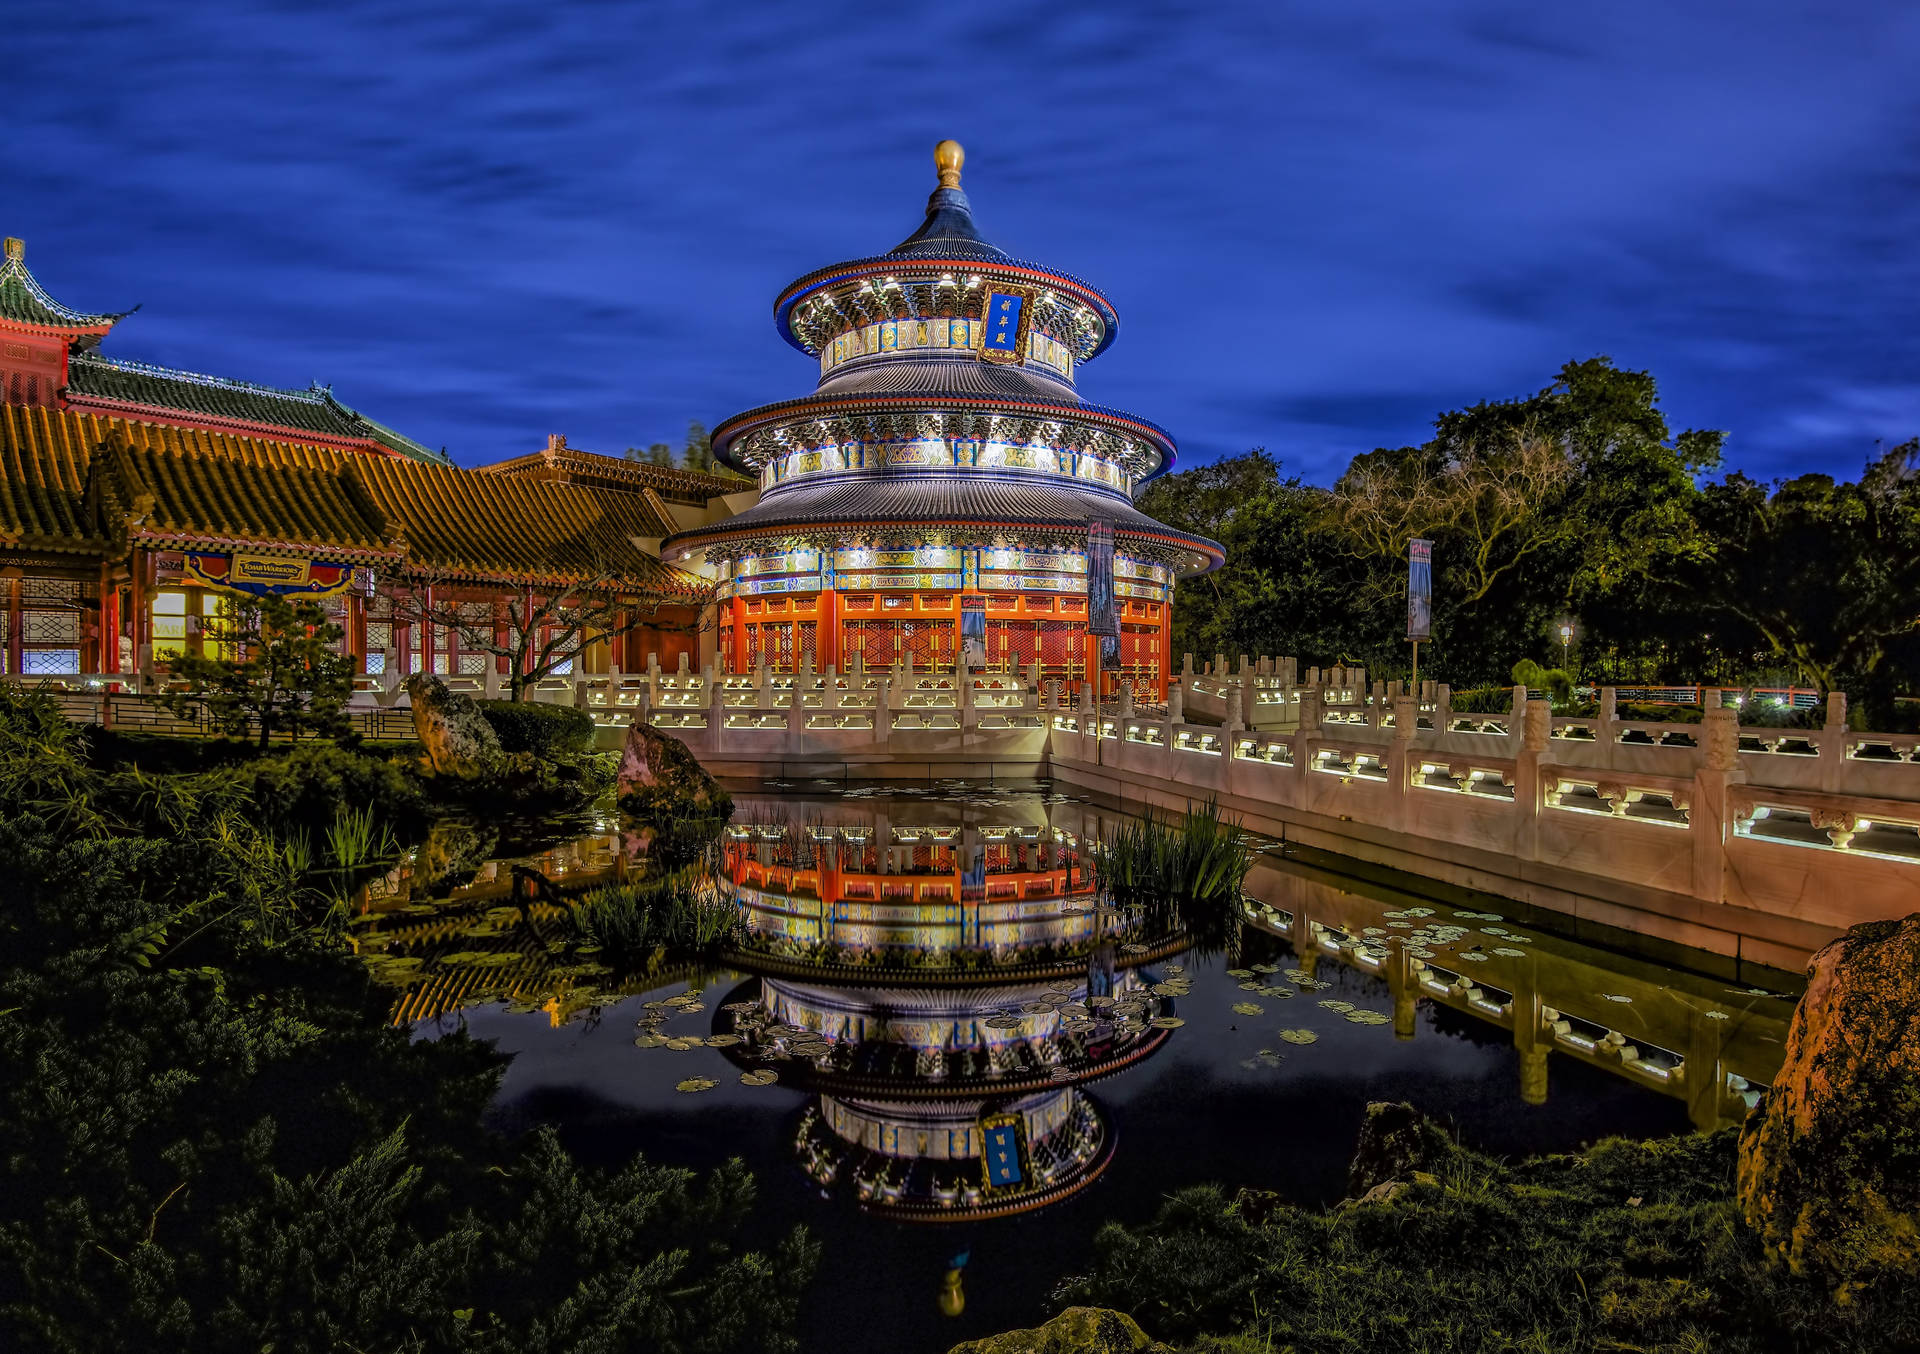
355, 787, 1794, 1225
714, 791, 1183, 1220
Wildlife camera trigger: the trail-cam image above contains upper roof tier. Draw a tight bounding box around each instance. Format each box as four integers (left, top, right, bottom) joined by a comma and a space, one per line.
773, 143, 1120, 365
65, 352, 451, 464
0, 237, 131, 337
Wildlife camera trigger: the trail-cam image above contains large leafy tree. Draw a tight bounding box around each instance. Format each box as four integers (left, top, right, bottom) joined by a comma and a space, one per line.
163, 593, 354, 747
1322, 358, 1723, 684
1137, 452, 1361, 664
1689, 442, 1920, 715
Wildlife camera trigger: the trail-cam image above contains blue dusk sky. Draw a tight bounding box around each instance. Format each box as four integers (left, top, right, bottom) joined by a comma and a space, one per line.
7, 2, 1918, 483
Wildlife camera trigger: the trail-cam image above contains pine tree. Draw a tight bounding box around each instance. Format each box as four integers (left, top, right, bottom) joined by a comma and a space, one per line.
161, 593, 354, 747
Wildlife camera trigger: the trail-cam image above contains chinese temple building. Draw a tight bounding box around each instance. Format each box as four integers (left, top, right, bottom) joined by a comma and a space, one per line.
663, 143, 1222, 696
0, 234, 727, 678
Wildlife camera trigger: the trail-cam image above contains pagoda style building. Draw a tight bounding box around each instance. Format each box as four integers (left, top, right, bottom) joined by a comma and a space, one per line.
664, 143, 1221, 696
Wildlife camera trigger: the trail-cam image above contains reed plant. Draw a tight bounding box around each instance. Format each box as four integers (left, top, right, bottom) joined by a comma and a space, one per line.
1094, 798, 1254, 951
573, 867, 741, 963
324, 801, 397, 870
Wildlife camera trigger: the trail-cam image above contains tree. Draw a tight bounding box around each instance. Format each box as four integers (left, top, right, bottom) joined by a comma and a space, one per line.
163, 593, 353, 747
647, 441, 674, 466
1137, 451, 1362, 664
1689, 442, 1920, 716
389, 567, 718, 701
683, 420, 713, 472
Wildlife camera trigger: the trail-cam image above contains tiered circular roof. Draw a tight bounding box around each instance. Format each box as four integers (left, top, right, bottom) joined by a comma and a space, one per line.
666, 141, 1222, 571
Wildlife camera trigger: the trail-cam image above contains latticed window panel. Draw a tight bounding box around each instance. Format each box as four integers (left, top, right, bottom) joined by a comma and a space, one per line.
798, 622, 817, 669
987, 620, 1037, 670
23, 578, 83, 603
22, 649, 79, 674
365, 621, 393, 654
457, 652, 488, 675
22, 609, 80, 645
1038, 620, 1087, 679
843, 619, 896, 669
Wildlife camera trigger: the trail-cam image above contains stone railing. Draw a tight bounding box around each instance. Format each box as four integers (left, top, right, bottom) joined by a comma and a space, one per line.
12, 652, 1917, 966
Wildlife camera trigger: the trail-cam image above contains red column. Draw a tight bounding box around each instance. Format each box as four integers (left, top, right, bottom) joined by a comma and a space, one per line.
817, 587, 840, 671
729, 596, 748, 674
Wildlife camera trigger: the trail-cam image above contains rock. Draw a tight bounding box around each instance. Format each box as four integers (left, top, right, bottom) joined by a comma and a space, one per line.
405, 673, 503, 779
615, 720, 724, 812
410, 820, 499, 894
1737, 916, 1920, 1292
946, 1307, 1171, 1354
1347, 1101, 1459, 1199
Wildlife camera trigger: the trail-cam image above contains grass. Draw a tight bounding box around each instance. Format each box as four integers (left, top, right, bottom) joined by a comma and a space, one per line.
1094, 798, 1255, 951
324, 801, 398, 870
571, 867, 741, 964
1051, 1126, 1919, 1354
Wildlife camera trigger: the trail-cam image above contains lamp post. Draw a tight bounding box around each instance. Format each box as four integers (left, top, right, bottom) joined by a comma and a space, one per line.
1558, 622, 1573, 667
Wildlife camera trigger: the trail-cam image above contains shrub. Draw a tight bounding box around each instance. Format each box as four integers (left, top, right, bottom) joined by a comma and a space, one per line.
1447, 685, 1517, 714
210, 741, 428, 837
478, 699, 595, 759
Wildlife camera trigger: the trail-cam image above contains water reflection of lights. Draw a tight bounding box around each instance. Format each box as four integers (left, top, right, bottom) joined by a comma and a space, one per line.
713, 794, 1184, 1221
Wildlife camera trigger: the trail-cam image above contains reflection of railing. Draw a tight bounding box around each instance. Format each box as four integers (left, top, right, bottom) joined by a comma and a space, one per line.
1240, 862, 1792, 1129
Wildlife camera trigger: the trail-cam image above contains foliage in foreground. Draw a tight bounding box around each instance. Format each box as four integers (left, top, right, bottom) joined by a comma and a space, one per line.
1054, 1130, 1918, 1354
0, 690, 816, 1353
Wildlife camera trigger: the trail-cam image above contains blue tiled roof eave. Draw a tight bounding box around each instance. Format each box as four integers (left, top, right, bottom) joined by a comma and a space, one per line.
710, 391, 1177, 481
773, 254, 1120, 361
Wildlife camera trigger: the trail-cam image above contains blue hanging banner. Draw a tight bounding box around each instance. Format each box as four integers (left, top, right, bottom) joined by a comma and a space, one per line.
1407, 539, 1433, 640
978, 287, 1031, 365
979, 1112, 1026, 1190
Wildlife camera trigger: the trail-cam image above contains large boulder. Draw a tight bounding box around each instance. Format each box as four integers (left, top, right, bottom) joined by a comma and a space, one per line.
1346, 1101, 1455, 1199
1738, 915, 1920, 1293
615, 720, 724, 813
405, 673, 503, 779
946, 1307, 1171, 1354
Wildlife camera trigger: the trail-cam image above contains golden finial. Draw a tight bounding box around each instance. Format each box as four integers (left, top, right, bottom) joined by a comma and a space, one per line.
935, 140, 964, 189
3, 238, 22, 262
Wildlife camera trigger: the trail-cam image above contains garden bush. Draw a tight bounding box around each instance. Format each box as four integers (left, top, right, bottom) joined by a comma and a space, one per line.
0, 688, 818, 1354
1053, 1121, 1919, 1353
477, 699, 595, 759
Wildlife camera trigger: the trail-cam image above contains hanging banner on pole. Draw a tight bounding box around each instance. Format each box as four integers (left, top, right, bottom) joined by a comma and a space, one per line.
959, 594, 987, 666
1087, 519, 1120, 670
1407, 539, 1433, 640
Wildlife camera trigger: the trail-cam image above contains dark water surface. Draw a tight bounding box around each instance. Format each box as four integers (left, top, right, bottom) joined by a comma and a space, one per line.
378, 782, 1794, 1354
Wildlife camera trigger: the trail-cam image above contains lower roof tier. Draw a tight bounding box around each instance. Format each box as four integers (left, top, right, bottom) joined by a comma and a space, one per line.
662, 472, 1224, 576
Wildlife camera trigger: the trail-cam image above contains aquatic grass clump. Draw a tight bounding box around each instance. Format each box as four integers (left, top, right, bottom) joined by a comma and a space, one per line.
324, 801, 397, 870
572, 867, 741, 963
1094, 798, 1254, 951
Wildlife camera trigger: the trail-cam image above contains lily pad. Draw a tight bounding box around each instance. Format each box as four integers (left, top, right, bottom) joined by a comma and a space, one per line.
1493, 947, 1527, 958
1148, 1015, 1185, 1029
1231, 1002, 1264, 1016
1604, 993, 1633, 1003
705, 1033, 742, 1047
1278, 1028, 1319, 1045
1345, 1010, 1391, 1026
634, 1034, 667, 1049
739, 1069, 779, 1087
1318, 999, 1355, 1013
1461, 952, 1490, 962
675, 1077, 718, 1093
1705, 1010, 1730, 1021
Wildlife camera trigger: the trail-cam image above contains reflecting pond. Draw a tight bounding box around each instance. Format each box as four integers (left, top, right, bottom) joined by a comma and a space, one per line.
351, 782, 1797, 1354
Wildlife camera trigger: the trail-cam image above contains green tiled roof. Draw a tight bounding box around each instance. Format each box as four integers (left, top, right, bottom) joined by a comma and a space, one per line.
66, 353, 450, 464
0, 241, 129, 332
